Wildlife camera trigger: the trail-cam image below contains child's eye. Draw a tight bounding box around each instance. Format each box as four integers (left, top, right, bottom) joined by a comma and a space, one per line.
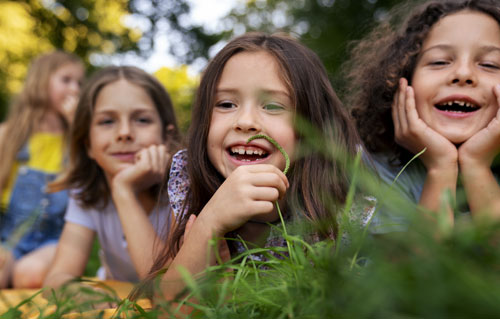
480, 62, 500, 70
429, 60, 449, 66
136, 117, 153, 124
62, 76, 72, 84
97, 118, 114, 125
216, 101, 236, 109
263, 103, 285, 112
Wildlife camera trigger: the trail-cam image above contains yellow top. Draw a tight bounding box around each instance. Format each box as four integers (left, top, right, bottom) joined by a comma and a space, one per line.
1, 132, 64, 208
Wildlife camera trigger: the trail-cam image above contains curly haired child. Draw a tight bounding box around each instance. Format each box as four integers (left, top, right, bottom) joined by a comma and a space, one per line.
344, 0, 500, 229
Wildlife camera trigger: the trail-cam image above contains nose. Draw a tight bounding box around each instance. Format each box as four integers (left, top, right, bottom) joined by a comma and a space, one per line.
450, 59, 477, 86
117, 120, 133, 142
69, 81, 80, 94
233, 104, 261, 133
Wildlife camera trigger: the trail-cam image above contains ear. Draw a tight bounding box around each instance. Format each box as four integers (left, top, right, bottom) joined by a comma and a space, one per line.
163, 124, 176, 141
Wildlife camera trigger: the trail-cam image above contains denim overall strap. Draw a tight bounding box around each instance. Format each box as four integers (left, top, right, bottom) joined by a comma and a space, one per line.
0, 143, 68, 259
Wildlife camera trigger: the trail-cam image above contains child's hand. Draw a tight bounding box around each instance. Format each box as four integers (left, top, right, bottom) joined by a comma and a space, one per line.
197, 164, 289, 236
393, 78, 458, 170
459, 85, 500, 167
59, 94, 79, 124
111, 144, 170, 194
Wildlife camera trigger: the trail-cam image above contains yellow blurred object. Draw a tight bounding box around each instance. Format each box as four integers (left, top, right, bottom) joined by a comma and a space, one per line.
1, 133, 64, 209
0, 280, 151, 318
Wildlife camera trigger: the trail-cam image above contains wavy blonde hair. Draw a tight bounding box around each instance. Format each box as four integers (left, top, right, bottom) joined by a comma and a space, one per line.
0, 51, 82, 192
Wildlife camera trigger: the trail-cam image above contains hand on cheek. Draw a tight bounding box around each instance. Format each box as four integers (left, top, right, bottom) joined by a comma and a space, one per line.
197, 164, 289, 237
459, 84, 500, 168
111, 144, 170, 193
392, 78, 457, 170
60, 94, 79, 124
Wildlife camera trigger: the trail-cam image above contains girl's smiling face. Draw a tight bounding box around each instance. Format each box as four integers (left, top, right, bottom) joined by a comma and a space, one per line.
411, 10, 500, 144
207, 50, 296, 178
87, 79, 164, 182
48, 62, 84, 113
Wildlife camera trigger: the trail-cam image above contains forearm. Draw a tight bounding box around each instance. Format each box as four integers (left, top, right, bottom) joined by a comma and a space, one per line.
159, 214, 220, 301
419, 165, 458, 227
112, 187, 165, 279
461, 161, 500, 219
43, 223, 93, 295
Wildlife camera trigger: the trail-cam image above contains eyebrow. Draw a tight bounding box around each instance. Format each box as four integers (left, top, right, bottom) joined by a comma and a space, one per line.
420, 44, 500, 55
93, 107, 156, 115
216, 88, 291, 99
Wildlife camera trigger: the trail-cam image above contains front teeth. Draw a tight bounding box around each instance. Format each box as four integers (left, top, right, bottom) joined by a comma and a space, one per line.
230, 147, 265, 156
444, 100, 476, 108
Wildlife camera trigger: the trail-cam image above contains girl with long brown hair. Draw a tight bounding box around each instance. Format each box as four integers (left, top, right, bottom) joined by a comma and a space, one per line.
43, 66, 180, 299
148, 32, 373, 301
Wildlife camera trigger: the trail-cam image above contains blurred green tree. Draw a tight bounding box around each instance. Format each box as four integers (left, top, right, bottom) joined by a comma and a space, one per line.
0, 0, 138, 120
217, 0, 404, 89
154, 66, 198, 132
0, 0, 214, 122
0, 0, 408, 122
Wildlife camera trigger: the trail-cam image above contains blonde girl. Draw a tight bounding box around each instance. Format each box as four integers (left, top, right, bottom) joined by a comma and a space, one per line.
0, 51, 84, 288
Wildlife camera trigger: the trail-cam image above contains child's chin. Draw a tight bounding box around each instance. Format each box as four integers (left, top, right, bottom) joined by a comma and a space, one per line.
440, 130, 474, 145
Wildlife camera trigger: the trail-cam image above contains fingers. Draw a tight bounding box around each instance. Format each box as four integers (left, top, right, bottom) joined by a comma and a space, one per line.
392, 78, 408, 136
238, 164, 289, 188
404, 86, 419, 127
233, 165, 289, 200
60, 94, 79, 123
135, 144, 169, 175
494, 84, 500, 118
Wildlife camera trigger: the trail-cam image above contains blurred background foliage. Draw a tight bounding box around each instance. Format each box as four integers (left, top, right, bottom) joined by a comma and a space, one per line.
0, 0, 402, 128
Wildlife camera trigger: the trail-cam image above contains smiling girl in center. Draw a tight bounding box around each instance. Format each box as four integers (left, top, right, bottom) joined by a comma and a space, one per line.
145, 33, 375, 301
344, 0, 500, 229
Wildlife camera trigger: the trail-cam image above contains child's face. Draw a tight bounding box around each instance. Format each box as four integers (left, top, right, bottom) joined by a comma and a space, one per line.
207, 51, 296, 178
48, 62, 84, 113
87, 79, 164, 181
411, 10, 500, 144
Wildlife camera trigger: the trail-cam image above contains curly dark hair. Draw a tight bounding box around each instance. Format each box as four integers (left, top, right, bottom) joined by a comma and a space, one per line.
343, 0, 500, 165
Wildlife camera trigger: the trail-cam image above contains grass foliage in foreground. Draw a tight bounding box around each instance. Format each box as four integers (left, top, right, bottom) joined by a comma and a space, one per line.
4, 124, 500, 318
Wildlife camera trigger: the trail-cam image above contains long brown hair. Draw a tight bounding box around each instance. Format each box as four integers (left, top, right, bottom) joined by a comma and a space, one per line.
343, 0, 500, 165
49, 66, 181, 209
150, 32, 362, 275
0, 51, 82, 192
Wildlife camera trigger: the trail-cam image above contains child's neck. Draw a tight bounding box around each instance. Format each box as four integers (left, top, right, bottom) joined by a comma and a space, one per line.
35, 110, 65, 134
236, 222, 271, 247
237, 199, 286, 247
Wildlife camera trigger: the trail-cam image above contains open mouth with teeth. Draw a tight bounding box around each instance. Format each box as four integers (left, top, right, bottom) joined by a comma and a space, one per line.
228, 146, 269, 162
435, 100, 480, 113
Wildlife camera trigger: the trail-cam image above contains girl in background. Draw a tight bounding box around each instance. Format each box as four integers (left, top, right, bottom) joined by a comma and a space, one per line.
147, 32, 374, 300
43, 66, 180, 293
0, 51, 84, 288
344, 0, 500, 230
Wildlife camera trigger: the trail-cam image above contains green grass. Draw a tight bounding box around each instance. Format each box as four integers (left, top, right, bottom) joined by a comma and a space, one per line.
4, 130, 500, 318
83, 238, 101, 277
